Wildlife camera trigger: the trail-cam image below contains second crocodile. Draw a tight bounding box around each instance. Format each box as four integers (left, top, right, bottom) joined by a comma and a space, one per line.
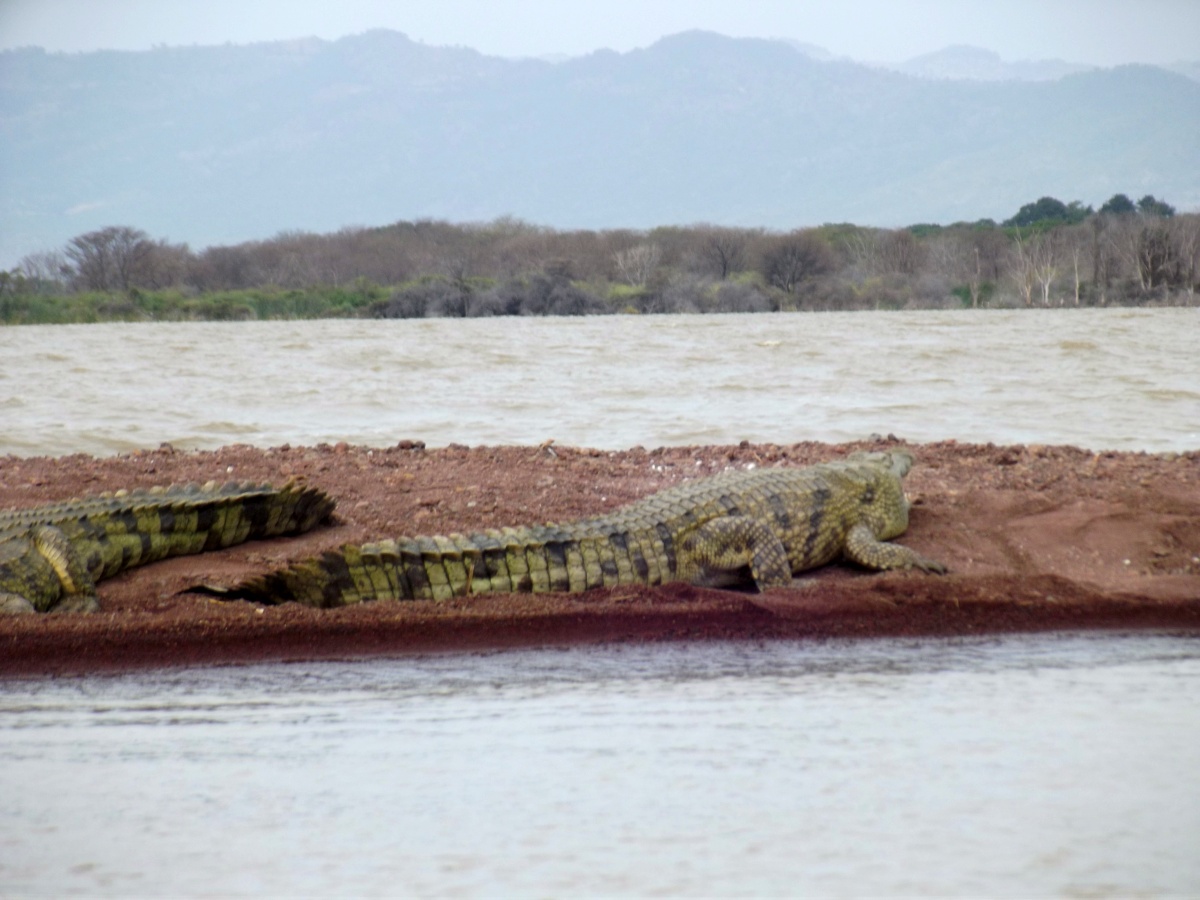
1, 480, 335, 614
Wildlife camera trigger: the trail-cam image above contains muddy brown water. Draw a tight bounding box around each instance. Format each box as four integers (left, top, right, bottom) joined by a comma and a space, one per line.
2, 308, 1197, 456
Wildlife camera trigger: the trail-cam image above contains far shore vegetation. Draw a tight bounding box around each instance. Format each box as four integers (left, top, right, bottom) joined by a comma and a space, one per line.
2, 193, 1196, 325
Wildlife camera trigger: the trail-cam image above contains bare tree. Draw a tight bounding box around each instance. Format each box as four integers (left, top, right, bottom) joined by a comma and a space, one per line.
1169, 214, 1200, 297
614, 243, 662, 287
966, 243, 987, 307
1069, 237, 1083, 306
1057, 223, 1092, 306
16, 250, 72, 293
759, 230, 835, 294
488, 217, 553, 279
193, 244, 259, 290
1089, 214, 1118, 303
927, 231, 989, 308
844, 227, 926, 279
844, 229, 878, 278
1107, 214, 1156, 292
697, 226, 749, 279
1134, 224, 1178, 291
66, 226, 155, 291
1010, 228, 1058, 306
875, 229, 926, 276
428, 224, 499, 291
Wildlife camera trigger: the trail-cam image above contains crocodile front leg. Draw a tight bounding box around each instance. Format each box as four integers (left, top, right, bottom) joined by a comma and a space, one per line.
677, 516, 793, 590
843, 523, 946, 573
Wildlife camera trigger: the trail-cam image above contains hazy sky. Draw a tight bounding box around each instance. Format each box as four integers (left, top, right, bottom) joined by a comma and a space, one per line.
1, 0, 1197, 65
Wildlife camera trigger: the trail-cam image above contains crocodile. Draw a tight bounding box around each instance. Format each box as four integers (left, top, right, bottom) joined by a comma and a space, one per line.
0, 480, 335, 614
216, 450, 944, 608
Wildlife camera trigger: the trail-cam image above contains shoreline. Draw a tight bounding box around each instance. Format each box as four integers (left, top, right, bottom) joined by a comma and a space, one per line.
2, 439, 1198, 676
5, 297, 1198, 328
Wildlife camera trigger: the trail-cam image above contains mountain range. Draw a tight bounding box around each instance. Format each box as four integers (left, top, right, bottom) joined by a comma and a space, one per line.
1, 29, 1198, 266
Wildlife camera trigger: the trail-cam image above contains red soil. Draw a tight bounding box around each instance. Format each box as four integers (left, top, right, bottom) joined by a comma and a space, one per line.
2, 439, 1197, 675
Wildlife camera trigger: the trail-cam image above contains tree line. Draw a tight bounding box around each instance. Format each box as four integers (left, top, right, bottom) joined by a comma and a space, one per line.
1, 193, 1195, 323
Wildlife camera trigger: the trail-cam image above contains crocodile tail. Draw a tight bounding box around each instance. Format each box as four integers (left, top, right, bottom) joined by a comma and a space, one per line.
223, 524, 621, 608
84, 479, 336, 580
220, 525, 667, 608
192, 479, 336, 550
224, 539, 425, 608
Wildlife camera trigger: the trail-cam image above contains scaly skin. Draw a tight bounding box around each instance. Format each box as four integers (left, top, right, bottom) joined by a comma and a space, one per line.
0, 481, 335, 614
224, 451, 944, 608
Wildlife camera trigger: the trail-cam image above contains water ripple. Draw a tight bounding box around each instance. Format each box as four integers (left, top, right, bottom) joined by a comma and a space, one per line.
2, 310, 1198, 456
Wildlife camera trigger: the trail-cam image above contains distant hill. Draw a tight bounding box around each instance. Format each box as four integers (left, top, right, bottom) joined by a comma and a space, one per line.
1167, 60, 1200, 83
889, 45, 1093, 81
1, 29, 1198, 266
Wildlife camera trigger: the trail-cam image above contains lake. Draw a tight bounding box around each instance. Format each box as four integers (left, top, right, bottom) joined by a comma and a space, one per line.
2, 310, 1198, 896
2, 308, 1197, 456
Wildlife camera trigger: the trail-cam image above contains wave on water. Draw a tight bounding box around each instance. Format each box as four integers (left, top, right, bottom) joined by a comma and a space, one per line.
2, 310, 1197, 456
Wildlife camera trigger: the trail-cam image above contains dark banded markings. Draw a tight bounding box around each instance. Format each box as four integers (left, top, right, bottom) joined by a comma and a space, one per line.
800, 486, 832, 565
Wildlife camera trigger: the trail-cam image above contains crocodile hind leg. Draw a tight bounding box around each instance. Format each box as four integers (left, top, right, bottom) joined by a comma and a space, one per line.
30, 525, 101, 612
1, 527, 92, 614
678, 516, 793, 591
843, 523, 946, 574
50, 592, 102, 613
0, 592, 37, 614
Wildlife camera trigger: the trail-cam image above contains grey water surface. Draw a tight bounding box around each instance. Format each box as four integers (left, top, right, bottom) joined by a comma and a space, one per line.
3, 633, 1199, 897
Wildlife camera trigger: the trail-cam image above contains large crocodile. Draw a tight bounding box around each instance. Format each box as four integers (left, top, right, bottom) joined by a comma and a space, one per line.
0, 480, 334, 614
217, 450, 944, 608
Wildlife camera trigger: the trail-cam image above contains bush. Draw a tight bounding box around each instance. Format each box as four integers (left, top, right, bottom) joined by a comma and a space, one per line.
373, 280, 468, 318
711, 280, 773, 313
470, 275, 609, 316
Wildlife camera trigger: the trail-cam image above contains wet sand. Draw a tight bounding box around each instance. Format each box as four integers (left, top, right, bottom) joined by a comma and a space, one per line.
2, 439, 1197, 675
